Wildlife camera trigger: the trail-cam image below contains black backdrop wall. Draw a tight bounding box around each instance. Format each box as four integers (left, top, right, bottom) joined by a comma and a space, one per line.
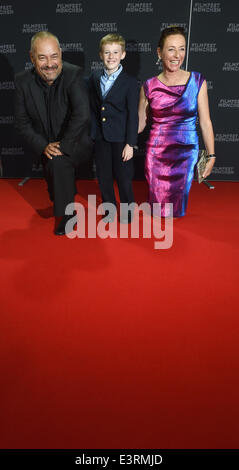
0, 0, 238, 180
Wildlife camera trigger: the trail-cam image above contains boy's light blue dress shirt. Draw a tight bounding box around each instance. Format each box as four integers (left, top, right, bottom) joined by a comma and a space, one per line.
100, 64, 123, 98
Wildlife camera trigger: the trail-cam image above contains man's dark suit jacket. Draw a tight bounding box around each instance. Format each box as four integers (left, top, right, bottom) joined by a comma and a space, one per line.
15, 61, 92, 164
88, 70, 139, 147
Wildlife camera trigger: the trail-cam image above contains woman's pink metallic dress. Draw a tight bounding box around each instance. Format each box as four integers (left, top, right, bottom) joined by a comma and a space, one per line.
143, 71, 205, 217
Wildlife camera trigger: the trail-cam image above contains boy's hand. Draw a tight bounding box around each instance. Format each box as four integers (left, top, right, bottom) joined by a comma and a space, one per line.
122, 144, 133, 161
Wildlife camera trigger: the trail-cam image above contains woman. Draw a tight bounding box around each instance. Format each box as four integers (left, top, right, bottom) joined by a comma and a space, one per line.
138, 26, 215, 217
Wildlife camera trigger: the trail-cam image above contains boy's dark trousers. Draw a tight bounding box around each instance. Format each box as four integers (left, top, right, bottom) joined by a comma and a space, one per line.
94, 138, 134, 210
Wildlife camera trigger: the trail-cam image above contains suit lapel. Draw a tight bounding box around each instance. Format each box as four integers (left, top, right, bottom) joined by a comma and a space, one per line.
29, 79, 48, 136
94, 71, 103, 101
93, 69, 127, 101
103, 70, 127, 101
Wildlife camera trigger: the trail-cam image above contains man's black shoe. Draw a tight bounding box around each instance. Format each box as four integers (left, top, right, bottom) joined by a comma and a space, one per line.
54, 213, 77, 235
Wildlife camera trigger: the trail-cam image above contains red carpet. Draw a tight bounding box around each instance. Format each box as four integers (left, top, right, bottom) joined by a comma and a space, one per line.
0, 178, 239, 449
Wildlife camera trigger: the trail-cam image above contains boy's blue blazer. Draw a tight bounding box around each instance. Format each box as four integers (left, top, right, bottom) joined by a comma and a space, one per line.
88, 70, 140, 147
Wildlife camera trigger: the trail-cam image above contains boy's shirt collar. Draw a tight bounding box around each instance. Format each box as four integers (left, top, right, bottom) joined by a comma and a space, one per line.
102, 64, 123, 80
100, 64, 123, 98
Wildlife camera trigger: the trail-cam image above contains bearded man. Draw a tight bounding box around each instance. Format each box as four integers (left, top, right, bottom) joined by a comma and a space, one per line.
15, 31, 92, 235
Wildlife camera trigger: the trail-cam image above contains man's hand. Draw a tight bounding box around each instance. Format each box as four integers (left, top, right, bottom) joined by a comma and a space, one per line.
122, 144, 133, 162
43, 141, 63, 160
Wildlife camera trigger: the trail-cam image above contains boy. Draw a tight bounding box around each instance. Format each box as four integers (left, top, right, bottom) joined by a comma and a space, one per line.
88, 34, 139, 223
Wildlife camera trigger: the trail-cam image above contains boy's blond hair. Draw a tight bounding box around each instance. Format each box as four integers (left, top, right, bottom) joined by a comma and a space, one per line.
99, 34, 126, 52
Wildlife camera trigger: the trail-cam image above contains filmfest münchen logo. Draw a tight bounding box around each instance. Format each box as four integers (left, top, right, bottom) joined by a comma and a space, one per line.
218, 99, 239, 108
91, 61, 103, 71
91, 23, 117, 32
206, 80, 213, 90
32, 163, 43, 172
215, 134, 239, 142
0, 81, 15, 90
22, 24, 48, 33
56, 3, 83, 13
193, 2, 221, 13
60, 43, 84, 52
0, 115, 14, 124
160, 22, 188, 32
126, 42, 151, 52
212, 167, 234, 175
25, 62, 33, 70
0, 5, 14, 14
222, 62, 239, 72
227, 23, 239, 32
0, 44, 16, 54
190, 43, 217, 52
125, 3, 153, 12
1, 147, 24, 156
